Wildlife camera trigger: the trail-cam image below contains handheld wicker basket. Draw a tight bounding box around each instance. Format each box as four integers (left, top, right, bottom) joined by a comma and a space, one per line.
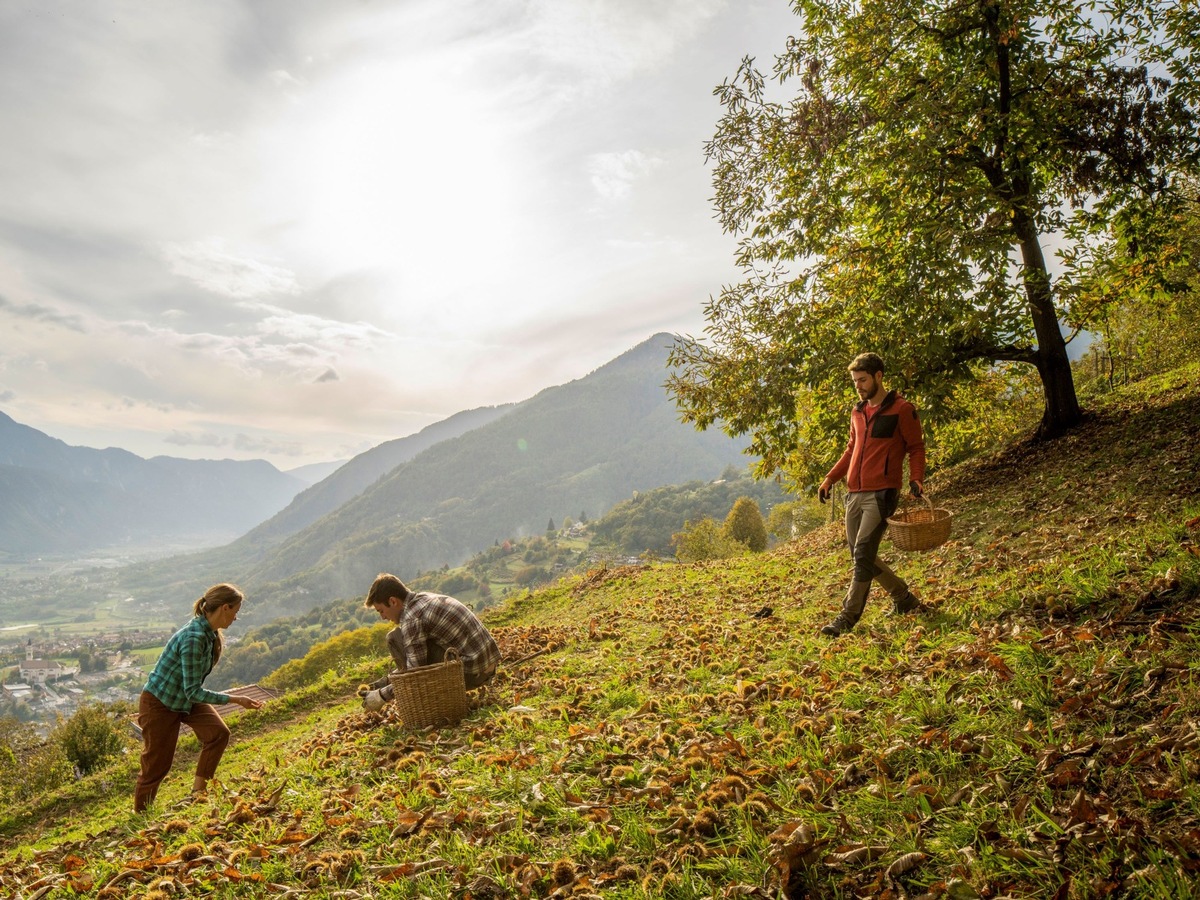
887, 495, 952, 552
389, 648, 468, 728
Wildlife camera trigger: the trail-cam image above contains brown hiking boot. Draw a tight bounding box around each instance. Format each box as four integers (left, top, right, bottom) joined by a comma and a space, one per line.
820, 611, 859, 637
891, 591, 921, 615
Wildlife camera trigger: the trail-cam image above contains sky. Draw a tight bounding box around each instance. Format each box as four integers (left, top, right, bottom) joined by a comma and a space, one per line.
0, 0, 800, 470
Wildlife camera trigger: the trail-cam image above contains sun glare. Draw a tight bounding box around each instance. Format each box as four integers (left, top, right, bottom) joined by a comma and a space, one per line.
261, 56, 535, 326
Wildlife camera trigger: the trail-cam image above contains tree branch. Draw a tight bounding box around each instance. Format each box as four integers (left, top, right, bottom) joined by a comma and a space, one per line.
950, 341, 1039, 366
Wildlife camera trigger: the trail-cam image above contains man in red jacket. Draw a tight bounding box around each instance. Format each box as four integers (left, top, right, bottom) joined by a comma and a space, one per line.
817, 352, 925, 636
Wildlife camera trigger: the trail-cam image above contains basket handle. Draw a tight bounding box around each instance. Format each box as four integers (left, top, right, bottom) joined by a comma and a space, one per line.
442, 647, 461, 664
902, 493, 934, 511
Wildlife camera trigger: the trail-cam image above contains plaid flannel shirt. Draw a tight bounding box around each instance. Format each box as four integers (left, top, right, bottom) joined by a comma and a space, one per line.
373, 592, 499, 697
144, 615, 230, 712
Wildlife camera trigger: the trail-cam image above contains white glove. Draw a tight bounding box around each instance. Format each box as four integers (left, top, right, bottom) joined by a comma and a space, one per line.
362, 689, 386, 712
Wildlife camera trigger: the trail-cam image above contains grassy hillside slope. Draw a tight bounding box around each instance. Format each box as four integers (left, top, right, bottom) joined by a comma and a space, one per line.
1, 367, 1197, 899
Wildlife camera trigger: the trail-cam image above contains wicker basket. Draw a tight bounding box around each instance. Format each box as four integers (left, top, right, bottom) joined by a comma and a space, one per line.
389, 648, 468, 728
888, 495, 952, 552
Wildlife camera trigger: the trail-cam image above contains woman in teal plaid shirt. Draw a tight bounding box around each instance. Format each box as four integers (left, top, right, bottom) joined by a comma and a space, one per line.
133, 583, 262, 812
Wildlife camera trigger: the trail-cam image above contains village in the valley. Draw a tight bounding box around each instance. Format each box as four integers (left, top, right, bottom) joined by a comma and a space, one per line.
0, 629, 172, 732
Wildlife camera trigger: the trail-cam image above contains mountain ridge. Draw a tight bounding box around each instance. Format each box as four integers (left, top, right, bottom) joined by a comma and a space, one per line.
230, 333, 751, 619
236, 403, 516, 550
0, 411, 305, 556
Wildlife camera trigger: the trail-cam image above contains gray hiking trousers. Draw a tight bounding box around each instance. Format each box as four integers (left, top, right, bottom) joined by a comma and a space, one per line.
841, 489, 909, 620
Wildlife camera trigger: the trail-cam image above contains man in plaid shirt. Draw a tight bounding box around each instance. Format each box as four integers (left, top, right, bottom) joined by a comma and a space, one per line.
361, 573, 500, 711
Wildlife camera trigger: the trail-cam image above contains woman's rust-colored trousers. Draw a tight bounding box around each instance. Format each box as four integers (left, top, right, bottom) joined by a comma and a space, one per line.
134, 690, 229, 812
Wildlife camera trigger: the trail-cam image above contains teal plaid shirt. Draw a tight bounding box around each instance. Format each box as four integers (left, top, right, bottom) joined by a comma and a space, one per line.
144, 615, 230, 712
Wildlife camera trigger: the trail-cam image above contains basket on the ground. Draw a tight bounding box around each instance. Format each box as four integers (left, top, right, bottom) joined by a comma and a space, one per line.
888, 495, 952, 551
389, 648, 468, 728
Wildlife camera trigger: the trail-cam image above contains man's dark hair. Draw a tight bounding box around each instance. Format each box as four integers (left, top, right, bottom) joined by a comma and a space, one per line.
365, 573, 410, 608
848, 352, 885, 376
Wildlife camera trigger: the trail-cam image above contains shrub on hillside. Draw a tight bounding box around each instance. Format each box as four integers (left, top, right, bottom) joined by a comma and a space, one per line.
51, 702, 134, 776
262, 625, 390, 692
212, 602, 378, 692
514, 565, 550, 587
722, 496, 768, 552
591, 476, 787, 557
766, 500, 827, 540
672, 518, 750, 562
0, 716, 72, 802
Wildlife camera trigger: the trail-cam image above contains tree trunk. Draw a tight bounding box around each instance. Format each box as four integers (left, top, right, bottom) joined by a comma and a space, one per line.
1014, 213, 1083, 439
987, 5, 1081, 441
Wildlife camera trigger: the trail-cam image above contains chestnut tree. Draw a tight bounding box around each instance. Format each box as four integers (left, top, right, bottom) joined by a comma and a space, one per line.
668, 0, 1199, 480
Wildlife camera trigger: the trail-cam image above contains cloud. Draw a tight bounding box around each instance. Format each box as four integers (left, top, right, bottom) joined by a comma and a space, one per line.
269, 69, 305, 89
232, 433, 307, 458
524, 0, 726, 85
250, 303, 392, 349
161, 428, 308, 461
163, 429, 227, 449
586, 149, 664, 202
109, 311, 383, 388
0, 389, 15, 403
161, 239, 300, 300
0, 0, 801, 468
0, 295, 87, 332
190, 130, 237, 150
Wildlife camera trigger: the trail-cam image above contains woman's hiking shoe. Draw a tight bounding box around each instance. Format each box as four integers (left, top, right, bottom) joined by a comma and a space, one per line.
891, 591, 922, 615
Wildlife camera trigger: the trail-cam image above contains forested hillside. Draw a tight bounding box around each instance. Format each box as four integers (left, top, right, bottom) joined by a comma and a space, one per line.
235, 404, 515, 549
13, 334, 755, 630
589, 472, 792, 557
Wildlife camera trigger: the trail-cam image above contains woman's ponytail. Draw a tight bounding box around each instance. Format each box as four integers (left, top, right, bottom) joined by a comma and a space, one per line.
193, 583, 244, 665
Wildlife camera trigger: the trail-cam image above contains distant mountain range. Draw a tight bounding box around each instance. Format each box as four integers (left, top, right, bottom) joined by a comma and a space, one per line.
0, 412, 305, 556
0, 402, 518, 560
285, 459, 348, 486
69, 333, 755, 625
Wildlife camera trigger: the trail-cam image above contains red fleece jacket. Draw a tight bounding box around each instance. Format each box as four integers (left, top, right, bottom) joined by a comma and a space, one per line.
824, 390, 926, 493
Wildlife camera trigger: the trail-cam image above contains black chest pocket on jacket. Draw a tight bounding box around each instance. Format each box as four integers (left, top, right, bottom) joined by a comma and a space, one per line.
871, 414, 899, 438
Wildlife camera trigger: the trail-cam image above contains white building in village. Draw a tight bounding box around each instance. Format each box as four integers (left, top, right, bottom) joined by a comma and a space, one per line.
18, 641, 77, 685
2, 682, 33, 701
